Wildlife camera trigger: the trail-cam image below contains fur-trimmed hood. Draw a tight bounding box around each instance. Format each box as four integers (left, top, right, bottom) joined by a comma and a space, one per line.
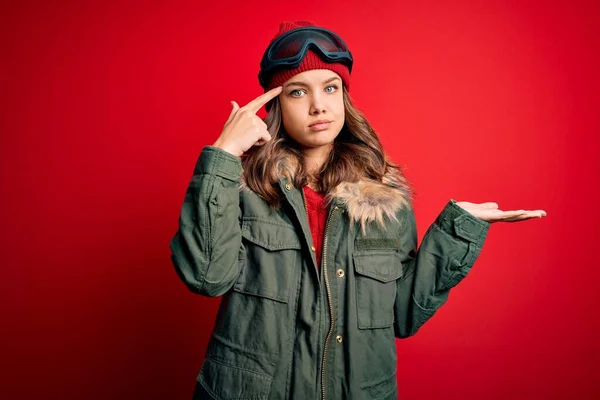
240, 154, 413, 234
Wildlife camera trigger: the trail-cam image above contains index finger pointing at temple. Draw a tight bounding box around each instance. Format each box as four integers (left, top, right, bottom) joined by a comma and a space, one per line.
245, 86, 283, 114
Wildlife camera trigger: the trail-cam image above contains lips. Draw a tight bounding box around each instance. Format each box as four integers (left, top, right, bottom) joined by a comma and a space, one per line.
309, 120, 332, 127
309, 120, 332, 131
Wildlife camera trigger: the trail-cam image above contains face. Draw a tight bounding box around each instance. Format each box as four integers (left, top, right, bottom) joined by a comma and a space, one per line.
278, 69, 345, 150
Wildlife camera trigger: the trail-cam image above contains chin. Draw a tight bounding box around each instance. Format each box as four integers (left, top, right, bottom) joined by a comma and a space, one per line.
309, 128, 340, 139
306, 133, 337, 144
288, 128, 341, 149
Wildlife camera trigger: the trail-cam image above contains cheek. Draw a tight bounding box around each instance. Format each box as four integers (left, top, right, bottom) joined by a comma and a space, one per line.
281, 110, 295, 132
281, 105, 304, 132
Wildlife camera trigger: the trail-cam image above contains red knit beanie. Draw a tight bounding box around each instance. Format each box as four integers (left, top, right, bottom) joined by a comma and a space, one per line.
261, 21, 352, 93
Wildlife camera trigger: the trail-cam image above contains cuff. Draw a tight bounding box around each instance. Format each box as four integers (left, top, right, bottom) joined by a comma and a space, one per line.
193, 146, 243, 181
434, 199, 490, 248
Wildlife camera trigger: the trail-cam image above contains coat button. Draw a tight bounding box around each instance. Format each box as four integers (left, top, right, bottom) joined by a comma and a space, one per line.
335, 335, 343, 343
285, 183, 292, 190
336, 269, 344, 278
311, 245, 316, 252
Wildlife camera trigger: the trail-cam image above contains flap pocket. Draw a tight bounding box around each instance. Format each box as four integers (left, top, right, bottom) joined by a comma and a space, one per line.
353, 251, 403, 329
353, 251, 403, 282
236, 218, 300, 303
242, 217, 301, 250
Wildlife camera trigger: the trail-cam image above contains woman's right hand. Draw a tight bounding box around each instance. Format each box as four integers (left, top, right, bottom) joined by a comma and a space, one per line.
212, 86, 283, 157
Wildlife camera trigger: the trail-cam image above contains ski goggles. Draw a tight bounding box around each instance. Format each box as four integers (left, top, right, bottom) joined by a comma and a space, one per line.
258, 27, 354, 88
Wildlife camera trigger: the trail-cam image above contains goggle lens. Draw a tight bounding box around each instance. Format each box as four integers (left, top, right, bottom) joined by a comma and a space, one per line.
268, 30, 346, 61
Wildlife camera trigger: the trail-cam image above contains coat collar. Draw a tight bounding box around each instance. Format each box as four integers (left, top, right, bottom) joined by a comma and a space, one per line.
324, 174, 411, 233
241, 155, 412, 234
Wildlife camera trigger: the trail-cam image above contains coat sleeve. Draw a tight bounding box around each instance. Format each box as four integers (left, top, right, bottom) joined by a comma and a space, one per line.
394, 199, 490, 338
169, 145, 245, 297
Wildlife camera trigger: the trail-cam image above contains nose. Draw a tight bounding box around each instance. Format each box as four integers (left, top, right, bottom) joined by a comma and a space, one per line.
309, 92, 326, 115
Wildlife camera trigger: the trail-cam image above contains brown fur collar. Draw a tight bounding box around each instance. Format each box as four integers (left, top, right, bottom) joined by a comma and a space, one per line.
240, 156, 412, 234
325, 174, 411, 234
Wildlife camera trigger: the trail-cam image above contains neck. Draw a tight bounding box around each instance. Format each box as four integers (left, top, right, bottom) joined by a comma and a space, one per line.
302, 144, 333, 176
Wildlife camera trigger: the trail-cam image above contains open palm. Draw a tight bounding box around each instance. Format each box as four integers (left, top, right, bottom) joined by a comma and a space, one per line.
455, 201, 547, 223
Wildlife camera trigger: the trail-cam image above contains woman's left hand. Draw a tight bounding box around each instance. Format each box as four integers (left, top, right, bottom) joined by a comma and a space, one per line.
455, 201, 547, 223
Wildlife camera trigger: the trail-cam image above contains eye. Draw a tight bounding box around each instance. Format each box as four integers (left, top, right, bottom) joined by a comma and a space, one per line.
325, 85, 338, 93
289, 89, 305, 97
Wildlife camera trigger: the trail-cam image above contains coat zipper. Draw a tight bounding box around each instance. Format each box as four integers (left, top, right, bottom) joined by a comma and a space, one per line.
320, 204, 338, 400
300, 187, 338, 400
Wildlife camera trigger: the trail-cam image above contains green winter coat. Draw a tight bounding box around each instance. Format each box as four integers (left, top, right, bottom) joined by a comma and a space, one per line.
170, 146, 490, 400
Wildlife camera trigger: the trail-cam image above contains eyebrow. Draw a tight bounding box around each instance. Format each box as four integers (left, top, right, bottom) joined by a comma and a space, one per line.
284, 76, 341, 88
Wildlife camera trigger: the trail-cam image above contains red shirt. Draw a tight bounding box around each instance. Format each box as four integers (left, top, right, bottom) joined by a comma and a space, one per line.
302, 185, 328, 269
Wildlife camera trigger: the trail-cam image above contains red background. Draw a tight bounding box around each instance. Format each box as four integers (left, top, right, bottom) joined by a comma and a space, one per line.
2, 0, 599, 399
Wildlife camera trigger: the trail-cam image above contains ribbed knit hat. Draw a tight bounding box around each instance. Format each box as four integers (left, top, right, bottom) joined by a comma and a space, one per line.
260, 21, 352, 93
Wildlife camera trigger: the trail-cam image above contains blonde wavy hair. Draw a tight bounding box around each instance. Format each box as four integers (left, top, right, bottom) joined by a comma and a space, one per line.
241, 86, 413, 208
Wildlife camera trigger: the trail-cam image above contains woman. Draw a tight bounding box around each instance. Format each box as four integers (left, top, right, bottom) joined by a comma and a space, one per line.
170, 20, 546, 400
